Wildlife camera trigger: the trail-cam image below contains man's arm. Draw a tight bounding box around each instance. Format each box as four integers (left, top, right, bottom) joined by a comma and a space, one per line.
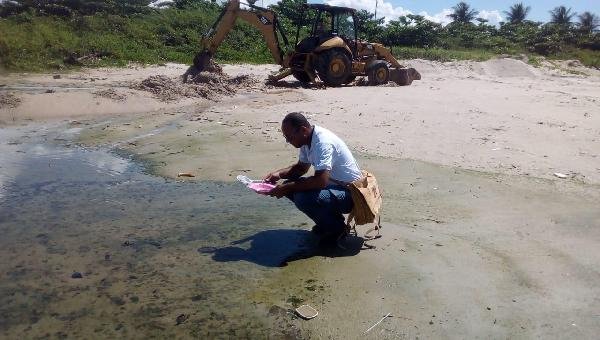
263, 161, 311, 183
269, 169, 330, 198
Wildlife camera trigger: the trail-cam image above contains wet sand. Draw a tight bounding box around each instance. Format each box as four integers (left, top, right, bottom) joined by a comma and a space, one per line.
1, 60, 600, 338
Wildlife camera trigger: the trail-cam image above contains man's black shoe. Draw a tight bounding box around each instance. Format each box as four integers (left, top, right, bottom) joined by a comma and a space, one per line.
318, 227, 347, 247
311, 224, 327, 235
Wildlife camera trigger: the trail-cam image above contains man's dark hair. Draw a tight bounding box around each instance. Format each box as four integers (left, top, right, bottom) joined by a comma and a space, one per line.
282, 112, 311, 129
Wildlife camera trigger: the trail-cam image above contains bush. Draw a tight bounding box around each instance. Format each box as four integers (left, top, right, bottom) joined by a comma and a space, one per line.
0, 0, 598, 71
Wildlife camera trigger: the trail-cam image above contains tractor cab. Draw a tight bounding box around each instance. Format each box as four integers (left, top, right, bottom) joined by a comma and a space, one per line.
287, 4, 360, 85
294, 4, 358, 55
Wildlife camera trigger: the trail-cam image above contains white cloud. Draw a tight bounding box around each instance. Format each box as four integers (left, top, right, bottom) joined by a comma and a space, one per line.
150, 0, 281, 9
326, 0, 410, 23
149, 0, 172, 8
150, 0, 504, 27
324, 0, 505, 27
420, 9, 453, 26
255, 0, 281, 7
477, 10, 504, 26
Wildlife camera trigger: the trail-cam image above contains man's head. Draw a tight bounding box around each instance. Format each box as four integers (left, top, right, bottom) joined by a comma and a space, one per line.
282, 112, 312, 148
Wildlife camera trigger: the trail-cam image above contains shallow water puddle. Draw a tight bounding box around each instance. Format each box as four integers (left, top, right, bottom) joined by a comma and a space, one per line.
0, 127, 312, 338
4, 117, 599, 339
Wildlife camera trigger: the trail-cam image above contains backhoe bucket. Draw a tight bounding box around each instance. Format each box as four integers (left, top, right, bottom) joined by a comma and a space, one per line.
389, 67, 421, 86
183, 51, 213, 83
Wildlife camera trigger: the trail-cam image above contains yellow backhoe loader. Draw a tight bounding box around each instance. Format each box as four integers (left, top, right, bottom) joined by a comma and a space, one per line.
184, 0, 420, 87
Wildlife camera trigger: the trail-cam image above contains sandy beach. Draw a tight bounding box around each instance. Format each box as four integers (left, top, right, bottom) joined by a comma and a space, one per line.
1, 58, 599, 338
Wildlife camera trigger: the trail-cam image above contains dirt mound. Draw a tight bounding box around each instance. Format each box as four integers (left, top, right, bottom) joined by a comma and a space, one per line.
93, 88, 126, 101
187, 72, 261, 92
204, 60, 224, 74
132, 68, 263, 102
132, 76, 184, 101
481, 58, 537, 78
0, 92, 21, 109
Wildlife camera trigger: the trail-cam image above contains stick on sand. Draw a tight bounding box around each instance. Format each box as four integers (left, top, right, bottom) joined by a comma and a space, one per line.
364, 312, 392, 334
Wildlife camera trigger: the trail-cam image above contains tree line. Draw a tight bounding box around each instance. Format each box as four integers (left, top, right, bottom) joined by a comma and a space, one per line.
0, 0, 598, 70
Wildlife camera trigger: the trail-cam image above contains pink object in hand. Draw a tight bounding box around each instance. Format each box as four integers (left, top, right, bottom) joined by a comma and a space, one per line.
248, 182, 276, 194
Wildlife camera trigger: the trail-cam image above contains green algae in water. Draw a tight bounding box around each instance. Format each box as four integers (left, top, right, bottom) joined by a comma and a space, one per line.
0, 140, 309, 339
286, 295, 305, 307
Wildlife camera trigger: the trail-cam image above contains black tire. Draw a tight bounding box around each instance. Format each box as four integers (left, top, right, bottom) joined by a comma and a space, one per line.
343, 75, 356, 84
368, 61, 390, 86
292, 71, 311, 83
316, 49, 352, 87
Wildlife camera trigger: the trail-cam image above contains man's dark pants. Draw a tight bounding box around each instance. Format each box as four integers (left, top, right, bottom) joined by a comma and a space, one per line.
287, 182, 353, 235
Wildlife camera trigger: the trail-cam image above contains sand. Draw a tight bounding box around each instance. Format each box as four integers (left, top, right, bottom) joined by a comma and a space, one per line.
1, 58, 600, 338
1, 59, 598, 184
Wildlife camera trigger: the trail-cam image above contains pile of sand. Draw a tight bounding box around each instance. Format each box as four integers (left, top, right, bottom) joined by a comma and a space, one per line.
481, 58, 537, 78
187, 72, 262, 93
131, 60, 262, 101
93, 88, 126, 101
203, 60, 224, 74
132, 70, 262, 102
0, 92, 21, 109
131, 75, 190, 101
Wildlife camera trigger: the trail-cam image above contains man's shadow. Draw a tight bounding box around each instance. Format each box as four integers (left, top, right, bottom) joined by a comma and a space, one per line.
197, 229, 366, 267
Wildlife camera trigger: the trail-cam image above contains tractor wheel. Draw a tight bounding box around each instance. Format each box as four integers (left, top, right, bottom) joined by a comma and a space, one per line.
292, 71, 311, 83
343, 75, 356, 84
316, 49, 351, 87
367, 61, 390, 86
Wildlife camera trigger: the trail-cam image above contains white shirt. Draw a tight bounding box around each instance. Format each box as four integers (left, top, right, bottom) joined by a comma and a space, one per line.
299, 125, 362, 183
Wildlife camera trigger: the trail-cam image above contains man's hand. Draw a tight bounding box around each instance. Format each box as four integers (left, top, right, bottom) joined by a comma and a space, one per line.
263, 171, 281, 183
268, 183, 292, 199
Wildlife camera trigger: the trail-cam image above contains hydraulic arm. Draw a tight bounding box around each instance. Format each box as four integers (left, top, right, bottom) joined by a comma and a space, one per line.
184, 0, 288, 81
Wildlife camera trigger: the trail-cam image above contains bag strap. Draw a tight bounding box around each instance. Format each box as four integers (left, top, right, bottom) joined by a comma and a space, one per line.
363, 215, 382, 240
345, 212, 382, 243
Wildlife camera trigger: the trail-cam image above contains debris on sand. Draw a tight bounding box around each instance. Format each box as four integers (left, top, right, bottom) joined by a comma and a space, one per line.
175, 313, 189, 325
203, 59, 224, 74
553, 172, 568, 179
0, 92, 21, 109
187, 72, 262, 94
132, 62, 262, 102
354, 77, 399, 87
132, 75, 185, 101
355, 77, 412, 87
93, 88, 126, 101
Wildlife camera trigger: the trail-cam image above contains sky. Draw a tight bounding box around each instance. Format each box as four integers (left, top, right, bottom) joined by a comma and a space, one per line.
4, 0, 595, 26
254, 0, 600, 25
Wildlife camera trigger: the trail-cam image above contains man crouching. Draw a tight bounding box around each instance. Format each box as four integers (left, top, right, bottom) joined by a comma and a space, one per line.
264, 112, 362, 243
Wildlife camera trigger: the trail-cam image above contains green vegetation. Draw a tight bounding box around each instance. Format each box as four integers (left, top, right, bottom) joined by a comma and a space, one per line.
392, 47, 496, 62
0, 0, 598, 71
0, 1, 273, 71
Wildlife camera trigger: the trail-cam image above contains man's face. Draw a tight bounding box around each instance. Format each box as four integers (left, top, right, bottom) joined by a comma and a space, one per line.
281, 122, 305, 148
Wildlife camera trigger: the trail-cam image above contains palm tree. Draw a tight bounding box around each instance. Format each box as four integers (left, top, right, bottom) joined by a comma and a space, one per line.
549, 6, 576, 26
447, 2, 478, 24
504, 3, 531, 24
578, 12, 599, 33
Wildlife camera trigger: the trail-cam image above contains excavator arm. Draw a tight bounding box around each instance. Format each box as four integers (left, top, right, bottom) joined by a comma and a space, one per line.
184, 0, 288, 81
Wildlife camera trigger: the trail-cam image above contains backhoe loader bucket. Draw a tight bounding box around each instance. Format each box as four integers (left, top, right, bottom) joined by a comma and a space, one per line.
389, 67, 421, 86
183, 51, 213, 83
